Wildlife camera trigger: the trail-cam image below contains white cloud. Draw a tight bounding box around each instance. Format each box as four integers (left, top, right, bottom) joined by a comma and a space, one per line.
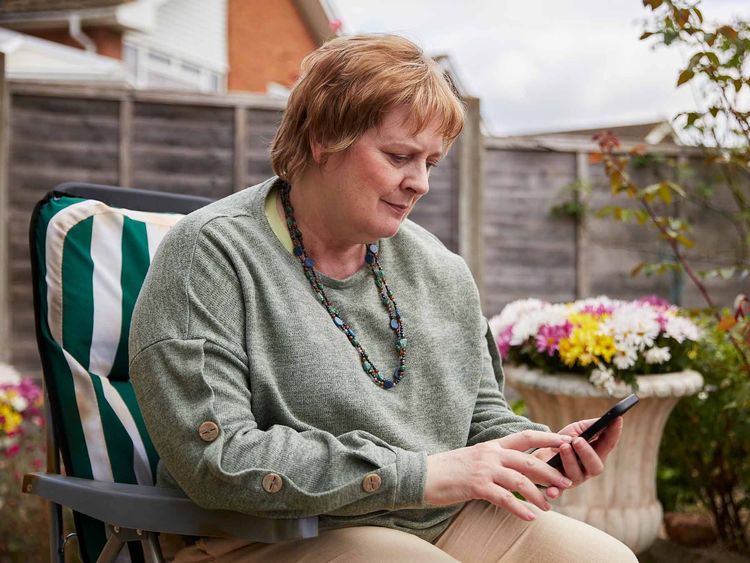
329, 0, 750, 135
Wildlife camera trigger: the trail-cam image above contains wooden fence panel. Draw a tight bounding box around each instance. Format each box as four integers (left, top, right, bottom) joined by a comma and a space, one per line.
408, 147, 459, 253
583, 163, 676, 302
482, 149, 578, 316
679, 160, 748, 309
244, 108, 282, 188
130, 102, 235, 198
9, 94, 120, 376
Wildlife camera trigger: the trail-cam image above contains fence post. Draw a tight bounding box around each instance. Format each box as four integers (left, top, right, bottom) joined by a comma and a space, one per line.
119, 95, 133, 187
575, 151, 591, 299
458, 96, 484, 302
0, 52, 16, 376
234, 105, 247, 191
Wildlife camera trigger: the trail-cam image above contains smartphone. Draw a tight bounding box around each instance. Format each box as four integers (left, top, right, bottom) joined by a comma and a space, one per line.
547, 394, 639, 472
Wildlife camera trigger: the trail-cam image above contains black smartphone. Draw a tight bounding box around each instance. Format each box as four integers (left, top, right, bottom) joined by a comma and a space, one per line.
547, 394, 639, 472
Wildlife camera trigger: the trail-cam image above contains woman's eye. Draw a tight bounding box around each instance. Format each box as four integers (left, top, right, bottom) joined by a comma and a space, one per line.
427, 161, 439, 170
388, 154, 409, 164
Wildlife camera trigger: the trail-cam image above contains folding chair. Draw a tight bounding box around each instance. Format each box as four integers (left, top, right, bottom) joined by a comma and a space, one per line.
24, 183, 318, 563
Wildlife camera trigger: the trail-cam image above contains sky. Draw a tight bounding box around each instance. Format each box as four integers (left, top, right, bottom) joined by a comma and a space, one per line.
327, 0, 750, 136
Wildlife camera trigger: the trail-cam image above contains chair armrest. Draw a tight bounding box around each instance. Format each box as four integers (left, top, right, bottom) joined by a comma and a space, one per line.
23, 473, 318, 543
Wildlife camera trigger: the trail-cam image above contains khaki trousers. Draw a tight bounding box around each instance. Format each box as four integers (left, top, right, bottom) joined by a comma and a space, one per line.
171, 501, 637, 562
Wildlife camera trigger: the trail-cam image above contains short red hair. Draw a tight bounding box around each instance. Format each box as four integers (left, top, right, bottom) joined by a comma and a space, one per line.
271, 34, 465, 182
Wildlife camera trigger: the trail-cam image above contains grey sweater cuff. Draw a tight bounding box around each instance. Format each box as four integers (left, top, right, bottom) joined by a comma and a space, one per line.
392, 448, 427, 509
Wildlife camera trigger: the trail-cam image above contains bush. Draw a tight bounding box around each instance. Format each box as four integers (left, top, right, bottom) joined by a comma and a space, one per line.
0, 424, 49, 561
658, 315, 750, 553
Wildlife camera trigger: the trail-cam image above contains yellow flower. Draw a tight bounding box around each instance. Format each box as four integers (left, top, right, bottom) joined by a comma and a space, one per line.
558, 313, 616, 367
0, 402, 23, 434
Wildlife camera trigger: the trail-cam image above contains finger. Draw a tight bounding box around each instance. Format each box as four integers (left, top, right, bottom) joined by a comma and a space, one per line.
498, 430, 572, 452
505, 449, 573, 490
591, 417, 623, 463
558, 418, 598, 437
483, 485, 537, 521
572, 437, 604, 478
494, 467, 551, 512
559, 442, 585, 484
545, 486, 561, 500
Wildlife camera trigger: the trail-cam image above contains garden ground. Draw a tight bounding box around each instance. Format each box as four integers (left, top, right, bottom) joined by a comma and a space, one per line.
640, 536, 749, 562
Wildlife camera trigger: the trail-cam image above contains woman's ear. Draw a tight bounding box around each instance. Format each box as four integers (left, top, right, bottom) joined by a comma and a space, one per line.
310, 140, 326, 164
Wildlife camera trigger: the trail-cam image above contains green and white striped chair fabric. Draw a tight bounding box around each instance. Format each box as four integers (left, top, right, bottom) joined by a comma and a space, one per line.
31, 190, 188, 562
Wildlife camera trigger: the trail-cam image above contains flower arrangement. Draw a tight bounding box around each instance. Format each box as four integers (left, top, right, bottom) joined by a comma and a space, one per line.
489, 296, 702, 391
0, 371, 44, 458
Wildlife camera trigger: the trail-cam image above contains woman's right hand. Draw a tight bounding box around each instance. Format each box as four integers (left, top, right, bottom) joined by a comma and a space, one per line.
423, 431, 574, 521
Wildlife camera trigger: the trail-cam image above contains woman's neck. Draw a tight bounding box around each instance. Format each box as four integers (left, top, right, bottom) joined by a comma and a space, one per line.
277, 179, 366, 280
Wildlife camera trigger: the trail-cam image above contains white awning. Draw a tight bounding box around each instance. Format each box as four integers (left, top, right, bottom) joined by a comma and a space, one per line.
0, 27, 132, 85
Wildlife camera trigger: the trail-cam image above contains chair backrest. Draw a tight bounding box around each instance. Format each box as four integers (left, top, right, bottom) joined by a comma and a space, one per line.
29, 183, 213, 563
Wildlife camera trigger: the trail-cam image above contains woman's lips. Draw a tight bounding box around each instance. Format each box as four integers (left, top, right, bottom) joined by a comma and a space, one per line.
383, 201, 409, 215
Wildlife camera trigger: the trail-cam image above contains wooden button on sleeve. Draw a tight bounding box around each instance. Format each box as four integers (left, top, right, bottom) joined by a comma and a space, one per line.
262, 473, 283, 493
362, 473, 382, 493
198, 421, 219, 442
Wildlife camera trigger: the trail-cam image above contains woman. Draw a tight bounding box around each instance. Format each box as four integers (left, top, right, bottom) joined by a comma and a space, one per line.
130, 34, 636, 562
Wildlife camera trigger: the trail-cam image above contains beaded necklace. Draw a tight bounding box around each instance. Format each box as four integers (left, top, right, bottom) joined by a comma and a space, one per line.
279, 181, 406, 389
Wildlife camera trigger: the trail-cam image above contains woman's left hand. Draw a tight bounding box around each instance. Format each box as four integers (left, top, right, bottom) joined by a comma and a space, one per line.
534, 416, 624, 498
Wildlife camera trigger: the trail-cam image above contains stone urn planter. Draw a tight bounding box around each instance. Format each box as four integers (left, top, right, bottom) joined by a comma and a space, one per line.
504, 365, 703, 554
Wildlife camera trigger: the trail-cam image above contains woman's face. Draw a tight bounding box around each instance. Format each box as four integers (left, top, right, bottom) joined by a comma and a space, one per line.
314, 106, 445, 243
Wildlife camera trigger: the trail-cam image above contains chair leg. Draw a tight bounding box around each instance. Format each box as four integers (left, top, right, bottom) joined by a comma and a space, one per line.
96, 529, 126, 563
48, 501, 65, 563
142, 531, 165, 563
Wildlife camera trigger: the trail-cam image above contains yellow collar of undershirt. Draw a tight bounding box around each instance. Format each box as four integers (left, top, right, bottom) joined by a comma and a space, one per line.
265, 184, 294, 253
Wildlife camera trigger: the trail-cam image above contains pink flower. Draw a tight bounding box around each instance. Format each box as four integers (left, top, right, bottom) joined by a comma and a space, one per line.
535, 322, 573, 356
656, 313, 668, 331
496, 325, 514, 359
580, 304, 614, 316
4, 443, 20, 458
637, 295, 671, 310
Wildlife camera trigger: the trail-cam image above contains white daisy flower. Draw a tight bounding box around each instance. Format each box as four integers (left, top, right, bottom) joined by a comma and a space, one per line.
590, 367, 617, 394
645, 346, 671, 364
9, 394, 28, 413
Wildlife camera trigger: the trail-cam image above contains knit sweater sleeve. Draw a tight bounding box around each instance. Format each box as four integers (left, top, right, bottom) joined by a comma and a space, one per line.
129, 218, 426, 519
466, 321, 549, 446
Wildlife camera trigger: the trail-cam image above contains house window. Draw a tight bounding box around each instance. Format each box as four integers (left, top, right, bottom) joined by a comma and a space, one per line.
123, 41, 225, 93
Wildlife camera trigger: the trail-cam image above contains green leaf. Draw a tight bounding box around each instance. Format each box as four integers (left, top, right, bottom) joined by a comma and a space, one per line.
666, 181, 687, 197
677, 69, 695, 86
709, 106, 720, 118
688, 52, 704, 67
717, 25, 738, 41
685, 112, 701, 127
676, 234, 695, 248
642, 0, 663, 9
659, 182, 673, 204
610, 170, 624, 193
706, 52, 720, 67
639, 31, 655, 40
693, 7, 703, 23
630, 262, 646, 277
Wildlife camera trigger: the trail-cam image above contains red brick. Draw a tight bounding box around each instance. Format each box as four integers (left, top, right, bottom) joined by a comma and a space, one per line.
228, 0, 317, 92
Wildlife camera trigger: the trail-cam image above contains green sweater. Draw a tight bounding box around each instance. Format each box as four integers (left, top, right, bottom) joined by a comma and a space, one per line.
129, 177, 546, 541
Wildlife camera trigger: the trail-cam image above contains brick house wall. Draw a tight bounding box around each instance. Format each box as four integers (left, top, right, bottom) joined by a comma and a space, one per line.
24, 27, 124, 59
228, 0, 318, 92
0, 0, 125, 12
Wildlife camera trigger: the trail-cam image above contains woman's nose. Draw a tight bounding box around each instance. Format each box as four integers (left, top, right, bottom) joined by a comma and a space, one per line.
405, 163, 430, 195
